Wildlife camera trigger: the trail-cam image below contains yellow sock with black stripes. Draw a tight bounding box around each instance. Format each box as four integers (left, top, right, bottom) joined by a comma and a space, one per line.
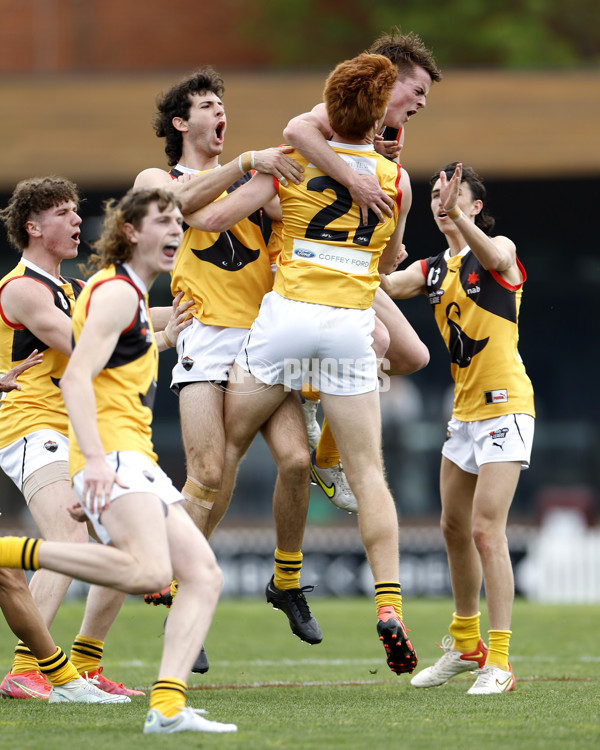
374, 581, 402, 620
0, 536, 41, 569
150, 677, 186, 718
70, 635, 103, 674
314, 419, 340, 468
170, 579, 179, 601
273, 548, 302, 590
11, 642, 39, 673
486, 629, 511, 670
38, 647, 79, 686
448, 612, 482, 653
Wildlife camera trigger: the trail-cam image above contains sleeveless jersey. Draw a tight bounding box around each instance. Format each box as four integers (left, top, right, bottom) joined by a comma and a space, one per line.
69, 264, 158, 475
0, 262, 84, 447
170, 169, 273, 329
421, 247, 535, 421
273, 143, 402, 309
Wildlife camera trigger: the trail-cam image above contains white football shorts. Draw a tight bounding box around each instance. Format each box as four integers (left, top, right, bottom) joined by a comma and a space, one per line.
170, 317, 249, 392
73, 450, 183, 545
442, 413, 535, 474
235, 291, 378, 395
0, 429, 69, 503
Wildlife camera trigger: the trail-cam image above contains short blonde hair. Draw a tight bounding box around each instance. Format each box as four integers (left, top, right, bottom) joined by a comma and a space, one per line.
323, 53, 398, 140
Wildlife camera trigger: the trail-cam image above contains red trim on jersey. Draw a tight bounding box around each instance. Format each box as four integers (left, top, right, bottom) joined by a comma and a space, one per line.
273, 175, 280, 195
490, 257, 527, 291
85, 275, 142, 333
394, 164, 403, 213
419, 258, 428, 279
0, 276, 55, 330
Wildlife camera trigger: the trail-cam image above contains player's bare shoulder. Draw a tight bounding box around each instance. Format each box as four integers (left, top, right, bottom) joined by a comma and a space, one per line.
133, 167, 173, 189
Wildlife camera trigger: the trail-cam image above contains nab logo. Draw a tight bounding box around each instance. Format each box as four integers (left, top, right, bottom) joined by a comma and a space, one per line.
466, 271, 480, 295
295, 249, 315, 259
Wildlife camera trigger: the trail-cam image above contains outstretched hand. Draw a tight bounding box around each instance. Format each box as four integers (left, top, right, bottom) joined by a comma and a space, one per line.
0, 349, 44, 393
439, 163, 463, 214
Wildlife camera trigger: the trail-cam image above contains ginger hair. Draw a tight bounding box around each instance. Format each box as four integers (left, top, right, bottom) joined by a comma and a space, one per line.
323, 53, 398, 140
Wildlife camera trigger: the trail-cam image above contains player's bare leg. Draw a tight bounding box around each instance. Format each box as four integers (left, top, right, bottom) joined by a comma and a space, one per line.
320, 389, 417, 674
372, 288, 429, 375
178, 382, 225, 532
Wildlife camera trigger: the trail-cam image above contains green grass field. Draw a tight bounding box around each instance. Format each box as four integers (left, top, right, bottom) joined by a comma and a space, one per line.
0, 596, 598, 749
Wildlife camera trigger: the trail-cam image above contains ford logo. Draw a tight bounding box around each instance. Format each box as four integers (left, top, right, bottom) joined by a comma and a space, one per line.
295, 249, 315, 258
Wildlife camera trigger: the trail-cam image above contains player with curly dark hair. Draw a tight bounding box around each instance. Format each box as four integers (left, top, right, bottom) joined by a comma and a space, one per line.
380, 162, 535, 694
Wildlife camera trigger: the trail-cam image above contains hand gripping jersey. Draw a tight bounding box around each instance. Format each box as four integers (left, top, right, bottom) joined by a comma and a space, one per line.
0, 262, 84, 447
69, 264, 158, 476
170, 169, 273, 329
273, 143, 402, 310
421, 247, 535, 421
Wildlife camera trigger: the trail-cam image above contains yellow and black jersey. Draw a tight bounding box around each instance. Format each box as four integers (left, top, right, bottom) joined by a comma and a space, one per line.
69, 263, 158, 475
170, 168, 273, 329
421, 247, 535, 421
273, 144, 402, 310
0, 262, 84, 447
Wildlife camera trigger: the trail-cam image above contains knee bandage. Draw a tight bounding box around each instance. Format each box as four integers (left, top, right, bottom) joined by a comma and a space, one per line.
181, 476, 217, 511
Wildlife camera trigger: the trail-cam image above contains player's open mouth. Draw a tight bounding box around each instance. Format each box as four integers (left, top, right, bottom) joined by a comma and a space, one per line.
71, 232, 80, 243
163, 241, 179, 257
215, 121, 225, 142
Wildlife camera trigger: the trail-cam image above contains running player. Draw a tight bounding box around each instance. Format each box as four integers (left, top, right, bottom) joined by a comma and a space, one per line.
0, 187, 237, 733
380, 162, 535, 694
0, 176, 141, 700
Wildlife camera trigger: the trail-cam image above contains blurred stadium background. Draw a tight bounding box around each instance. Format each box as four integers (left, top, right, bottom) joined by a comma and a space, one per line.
1, 0, 599, 601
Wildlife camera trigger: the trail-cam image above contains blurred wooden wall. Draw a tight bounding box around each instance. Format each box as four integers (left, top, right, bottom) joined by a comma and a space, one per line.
1, 69, 598, 190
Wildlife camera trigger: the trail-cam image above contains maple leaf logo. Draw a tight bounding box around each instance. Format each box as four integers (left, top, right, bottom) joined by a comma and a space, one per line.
467, 271, 479, 286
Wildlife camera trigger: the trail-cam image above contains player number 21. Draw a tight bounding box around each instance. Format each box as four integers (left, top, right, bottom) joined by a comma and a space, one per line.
305, 176, 378, 246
